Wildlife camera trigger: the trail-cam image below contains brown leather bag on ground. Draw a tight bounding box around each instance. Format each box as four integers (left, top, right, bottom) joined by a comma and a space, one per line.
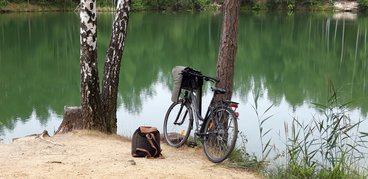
131, 126, 162, 158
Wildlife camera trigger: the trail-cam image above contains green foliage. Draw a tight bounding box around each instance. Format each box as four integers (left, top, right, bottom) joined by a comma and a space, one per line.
287, 0, 295, 11
131, 0, 145, 11
195, 0, 210, 10
228, 79, 368, 178
97, 0, 115, 7
252, 88, 274, 162
0, 0, 361, 11
226, 89, 275, 173
358, 0, 368, 11
227, 132, 265, 171
0, 0, 8, 7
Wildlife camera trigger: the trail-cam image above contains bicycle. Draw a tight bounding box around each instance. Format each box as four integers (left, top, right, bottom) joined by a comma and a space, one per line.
163, 67, 239, 163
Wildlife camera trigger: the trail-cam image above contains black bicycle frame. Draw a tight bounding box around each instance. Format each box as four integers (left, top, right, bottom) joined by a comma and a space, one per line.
198, 105, 215, 135
173, 102, 188, 125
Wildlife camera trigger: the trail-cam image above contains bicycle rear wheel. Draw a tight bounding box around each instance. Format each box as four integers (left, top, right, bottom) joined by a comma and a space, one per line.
163, 100, 193, 147
203, 106, 238, 163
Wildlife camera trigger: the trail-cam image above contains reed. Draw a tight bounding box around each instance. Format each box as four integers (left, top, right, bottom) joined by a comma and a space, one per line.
251, 87, 274, 162
228, 82, 368, 178
227, 88, 274, 172
227, 132, 265, 171
266, 82, 368, 178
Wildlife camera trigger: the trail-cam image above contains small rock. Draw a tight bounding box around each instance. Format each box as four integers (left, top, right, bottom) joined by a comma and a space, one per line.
128, 159, 136, 165
47, 161, 63, 164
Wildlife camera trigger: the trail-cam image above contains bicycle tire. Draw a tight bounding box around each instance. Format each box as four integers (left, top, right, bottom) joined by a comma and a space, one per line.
203, 106, 238, 163
163, 100, 193, 148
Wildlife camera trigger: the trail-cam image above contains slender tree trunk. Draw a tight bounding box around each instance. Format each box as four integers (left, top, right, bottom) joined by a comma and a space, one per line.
213, 0, 240, 103
80, 0, 107, 132
102, 0, 131, 134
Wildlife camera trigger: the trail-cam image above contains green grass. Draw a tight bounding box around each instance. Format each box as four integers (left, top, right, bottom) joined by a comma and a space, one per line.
226, 132, 266, 172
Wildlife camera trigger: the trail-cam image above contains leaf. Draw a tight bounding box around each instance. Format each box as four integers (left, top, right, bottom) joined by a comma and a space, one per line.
311, 102, 327, 110
261, 115, 273, 125
360, 132, 368, 137
262, 129, 272, 137
263, 104, 274, 114
262, 139, 272, 154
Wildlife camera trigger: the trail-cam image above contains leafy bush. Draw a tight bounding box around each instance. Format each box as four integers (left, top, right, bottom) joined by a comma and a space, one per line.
194, 0, 210, 10
358, 0, 368, 11
131, 0, 145, 10
0, 0, 8, 7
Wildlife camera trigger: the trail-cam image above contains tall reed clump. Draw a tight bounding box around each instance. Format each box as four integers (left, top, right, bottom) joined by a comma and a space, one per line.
227, 87, 274, 172
227, 132, 265, 171
267, 82, 368, 178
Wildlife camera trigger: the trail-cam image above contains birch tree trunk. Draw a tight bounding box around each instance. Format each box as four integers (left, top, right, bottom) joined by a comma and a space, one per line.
56, 0, 131, 134
213, 0, 240, 103
101, 0, 131, 134
79, 0, 106, 132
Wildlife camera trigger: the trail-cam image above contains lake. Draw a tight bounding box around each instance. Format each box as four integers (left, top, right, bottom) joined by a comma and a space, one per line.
0, 11, 367, 157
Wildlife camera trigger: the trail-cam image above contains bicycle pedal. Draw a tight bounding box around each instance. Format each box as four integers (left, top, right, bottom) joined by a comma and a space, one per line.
187, 141, 198, 148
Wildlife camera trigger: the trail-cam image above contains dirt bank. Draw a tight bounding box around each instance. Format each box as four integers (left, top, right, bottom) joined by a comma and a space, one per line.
0, 130, 260, 179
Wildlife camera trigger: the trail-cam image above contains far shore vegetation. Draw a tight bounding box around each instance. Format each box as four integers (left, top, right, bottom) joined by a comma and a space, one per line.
0, 0, 368, 12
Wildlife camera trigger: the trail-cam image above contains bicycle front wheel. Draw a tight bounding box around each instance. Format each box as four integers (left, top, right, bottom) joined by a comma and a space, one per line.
163, 100, 193, 148
203, 106, 238, 163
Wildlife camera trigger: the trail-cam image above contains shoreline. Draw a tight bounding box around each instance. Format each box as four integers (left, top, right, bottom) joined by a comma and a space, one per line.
0, 2, 359, 13
0, 3, 118, 13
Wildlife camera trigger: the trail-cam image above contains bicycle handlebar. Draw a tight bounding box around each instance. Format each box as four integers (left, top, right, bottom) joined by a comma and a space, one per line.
203, 75, 219, 83
182, 70, 219, 83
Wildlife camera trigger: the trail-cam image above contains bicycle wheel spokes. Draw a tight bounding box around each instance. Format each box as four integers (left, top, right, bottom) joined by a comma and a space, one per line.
163, 101, 193, 148
203, 107, 238, 163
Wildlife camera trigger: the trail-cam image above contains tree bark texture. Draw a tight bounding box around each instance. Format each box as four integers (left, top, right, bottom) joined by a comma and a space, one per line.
213, 0, 240, 103
56, 107, 83, 134
101, 0, 131, 134
80, 0, 107, 132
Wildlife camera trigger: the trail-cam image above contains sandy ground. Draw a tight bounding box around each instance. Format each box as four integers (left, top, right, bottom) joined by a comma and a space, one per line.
0, 130, 260, 179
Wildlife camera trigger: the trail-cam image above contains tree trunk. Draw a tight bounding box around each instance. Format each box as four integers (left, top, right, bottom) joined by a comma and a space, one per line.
57, 0, 131, 134
101, 0, 131, 134
213, 0, 240, 103
55, 107, 83, 134
79, 0, 107, 132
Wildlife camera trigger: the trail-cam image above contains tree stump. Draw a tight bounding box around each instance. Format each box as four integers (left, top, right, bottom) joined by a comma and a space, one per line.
55, 106, 84, 134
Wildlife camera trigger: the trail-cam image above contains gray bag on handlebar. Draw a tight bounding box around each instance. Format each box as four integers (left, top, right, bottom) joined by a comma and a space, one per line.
171, 66, 204, 103
171, 66, 186, 102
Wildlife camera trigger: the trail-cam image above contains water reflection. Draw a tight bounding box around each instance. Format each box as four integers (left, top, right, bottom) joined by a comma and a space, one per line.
0, 13, 80, 136
235, 12, 368, 115
0, 12, 367, 148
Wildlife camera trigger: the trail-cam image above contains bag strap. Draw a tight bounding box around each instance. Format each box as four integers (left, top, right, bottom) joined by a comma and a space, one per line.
151, 134, 163, 158
136, 148, 152, 158
145, 133, 159, 157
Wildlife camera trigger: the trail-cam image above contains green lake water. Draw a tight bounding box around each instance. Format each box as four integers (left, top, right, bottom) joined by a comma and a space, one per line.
0, 12, 367, 155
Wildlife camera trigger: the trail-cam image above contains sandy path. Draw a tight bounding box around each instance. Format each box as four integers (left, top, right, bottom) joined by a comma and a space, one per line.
0, 130, 260, 179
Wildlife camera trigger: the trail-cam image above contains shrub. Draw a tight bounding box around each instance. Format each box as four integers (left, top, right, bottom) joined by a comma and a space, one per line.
358, 0, 368, 11
0, 0, 8, 7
